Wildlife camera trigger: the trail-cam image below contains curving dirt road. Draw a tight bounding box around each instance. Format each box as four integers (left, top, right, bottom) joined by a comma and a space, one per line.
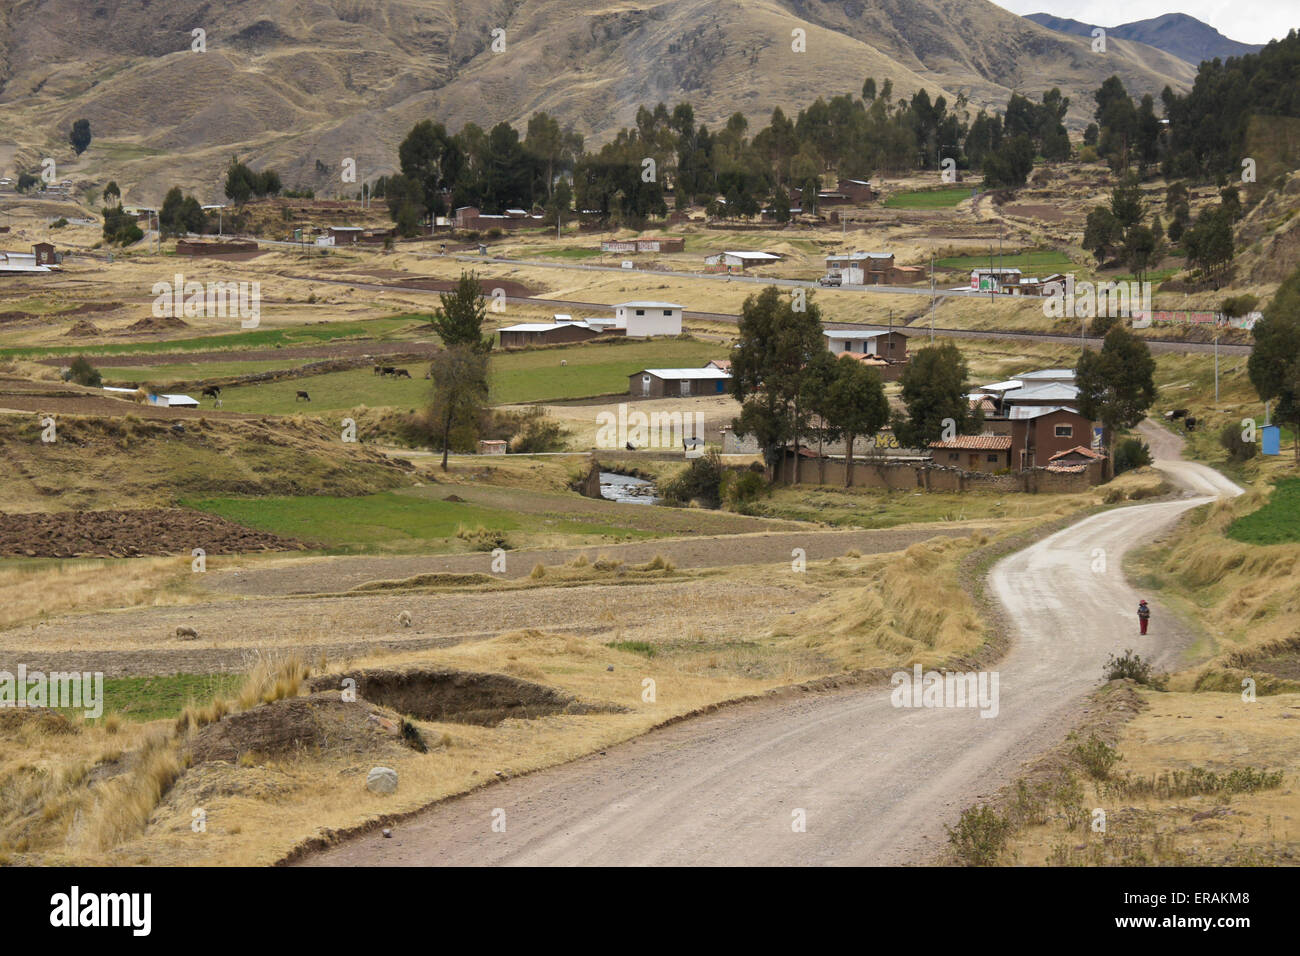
301, 428, 1240, 866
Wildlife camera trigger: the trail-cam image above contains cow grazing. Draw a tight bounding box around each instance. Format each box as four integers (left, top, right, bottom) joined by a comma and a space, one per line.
202, 385, 222, 399
394, 368, 412, 378
296, 390, 311, 402
381, 366, 397, 376
373, 365, 384, 375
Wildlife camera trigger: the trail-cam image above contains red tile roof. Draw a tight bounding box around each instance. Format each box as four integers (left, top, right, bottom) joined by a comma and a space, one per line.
929, 434, 1013, 451
1048, 445, 1105, 462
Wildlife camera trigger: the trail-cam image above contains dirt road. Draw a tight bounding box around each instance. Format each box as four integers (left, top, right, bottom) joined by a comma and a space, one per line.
301, 432, 1240, 866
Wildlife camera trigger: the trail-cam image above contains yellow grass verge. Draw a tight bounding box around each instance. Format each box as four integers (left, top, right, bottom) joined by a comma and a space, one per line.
1129, 490, 1300, 693
1003, 688, 1299, 865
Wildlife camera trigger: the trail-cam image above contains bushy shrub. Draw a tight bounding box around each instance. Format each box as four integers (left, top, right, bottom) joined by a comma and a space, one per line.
1113, 437, 1152, 474
946, 804, 1010, 866
659, 449, 724, 508
1219, 422, 1259, 461
68, 355, 102, 388
1103, 649, 1167, 689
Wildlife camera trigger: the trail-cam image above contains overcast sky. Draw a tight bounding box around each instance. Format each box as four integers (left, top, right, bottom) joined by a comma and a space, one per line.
992, 1, 1292, 45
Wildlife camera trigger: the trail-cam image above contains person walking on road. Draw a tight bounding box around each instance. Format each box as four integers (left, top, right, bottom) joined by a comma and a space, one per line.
1138, 600, 1151, 635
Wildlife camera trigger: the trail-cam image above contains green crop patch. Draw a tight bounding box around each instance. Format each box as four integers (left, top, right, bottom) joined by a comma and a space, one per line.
884, 187, 971, 209
1227, 479, 1300, 544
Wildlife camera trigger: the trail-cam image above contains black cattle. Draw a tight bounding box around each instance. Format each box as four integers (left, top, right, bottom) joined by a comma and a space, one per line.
296, 390, 311, 402
393, 368, 412, 379
201, 385, 222, 399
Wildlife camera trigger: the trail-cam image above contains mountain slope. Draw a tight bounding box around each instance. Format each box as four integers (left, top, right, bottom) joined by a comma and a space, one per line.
1025, 11, 1264, 65
0, 0, 1194, 203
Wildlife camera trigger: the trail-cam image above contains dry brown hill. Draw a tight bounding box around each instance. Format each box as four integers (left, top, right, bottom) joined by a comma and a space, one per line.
0, 0, 1194, 203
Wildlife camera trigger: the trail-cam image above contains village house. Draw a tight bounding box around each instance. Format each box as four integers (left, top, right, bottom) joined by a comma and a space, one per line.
823, 329, 908, 361
614, 301, 683, 337
600, 237, 685, 254
824, 252, 921, 285
703, 250, 782, 272
0, 250, 51, 274
328, 226, 364, 244
454, 205, 544, 231
971, 267, 1028, 294
836, 179, 879, 202
630, 367, 731, 398
927, 434, 1014, 473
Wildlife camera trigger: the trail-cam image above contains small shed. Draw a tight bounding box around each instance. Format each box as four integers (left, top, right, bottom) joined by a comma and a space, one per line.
478, 440, 508, 455
498, 321, 601, 348
631, 367, 731, 398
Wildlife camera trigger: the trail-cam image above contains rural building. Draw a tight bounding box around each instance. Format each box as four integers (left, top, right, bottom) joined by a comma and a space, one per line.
927, 435, 1013, 472
478, 440, 508, 455
600, 238, 685, 254
498, 321, 603, 348
970, 267, 1023, 294
706, 359, 731, 371
704, 250, 782, 272
328, 226, 365, 244
1006, 406, 1097, 470
837, 179, 879, 202
32, 242, 58, 266
0, 252, 50, 274
630, 367, 731, 398
826, 252, 894, 285
825, 252, 920, 285
454, 205, 544, 231
614, 301, 683, 337
823, 329, 908, 361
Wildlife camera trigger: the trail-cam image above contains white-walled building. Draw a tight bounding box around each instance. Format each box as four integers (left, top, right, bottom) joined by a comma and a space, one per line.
614, 301, 684, 337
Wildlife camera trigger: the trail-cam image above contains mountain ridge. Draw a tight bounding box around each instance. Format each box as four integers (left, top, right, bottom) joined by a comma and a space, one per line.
1024, 11, 1265, 65
0, 0, 1194, 203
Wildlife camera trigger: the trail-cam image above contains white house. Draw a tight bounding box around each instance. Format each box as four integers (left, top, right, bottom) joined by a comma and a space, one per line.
614, 301, 684, 337
704, 250, 782, 271
825, 252, 894, 285
822, 329, 908, 360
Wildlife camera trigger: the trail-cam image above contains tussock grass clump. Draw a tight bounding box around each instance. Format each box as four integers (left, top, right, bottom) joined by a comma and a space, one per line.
76, 732, 185, 853
635, 554, 675, 572
530, 562, 546, 579
235, 654, 309, 712
456, 524, 511, 551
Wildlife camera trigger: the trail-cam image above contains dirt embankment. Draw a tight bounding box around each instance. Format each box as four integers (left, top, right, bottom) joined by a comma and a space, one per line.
0, 509, 304, 558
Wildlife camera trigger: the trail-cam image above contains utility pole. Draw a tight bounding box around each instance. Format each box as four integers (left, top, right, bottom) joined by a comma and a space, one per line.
929, 252, 936, 342
1214, 326, 1220, 404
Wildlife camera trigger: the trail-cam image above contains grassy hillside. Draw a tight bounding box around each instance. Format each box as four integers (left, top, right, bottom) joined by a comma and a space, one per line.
0, 0, 1193, 201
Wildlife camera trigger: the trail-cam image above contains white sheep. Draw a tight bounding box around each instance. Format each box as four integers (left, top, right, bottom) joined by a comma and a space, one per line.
397, 610, 412, 628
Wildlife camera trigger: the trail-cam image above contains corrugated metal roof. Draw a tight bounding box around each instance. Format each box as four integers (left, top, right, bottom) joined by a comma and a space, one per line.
617, 301, 684, 309
640, 368, 732, 380
1007, 405, 1082, 420
824, 329, 888, 339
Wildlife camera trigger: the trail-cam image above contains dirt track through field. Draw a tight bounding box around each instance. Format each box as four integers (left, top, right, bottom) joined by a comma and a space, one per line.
300, 423, 1241, 866
206, 526, 986, 596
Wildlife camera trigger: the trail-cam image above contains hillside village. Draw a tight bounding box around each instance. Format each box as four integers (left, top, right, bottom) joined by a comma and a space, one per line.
0, 2, 1296, 893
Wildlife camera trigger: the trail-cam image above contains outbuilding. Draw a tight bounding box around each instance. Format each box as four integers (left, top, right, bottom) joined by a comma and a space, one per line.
498, 321, 602, 348
630, 367, 731, 398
